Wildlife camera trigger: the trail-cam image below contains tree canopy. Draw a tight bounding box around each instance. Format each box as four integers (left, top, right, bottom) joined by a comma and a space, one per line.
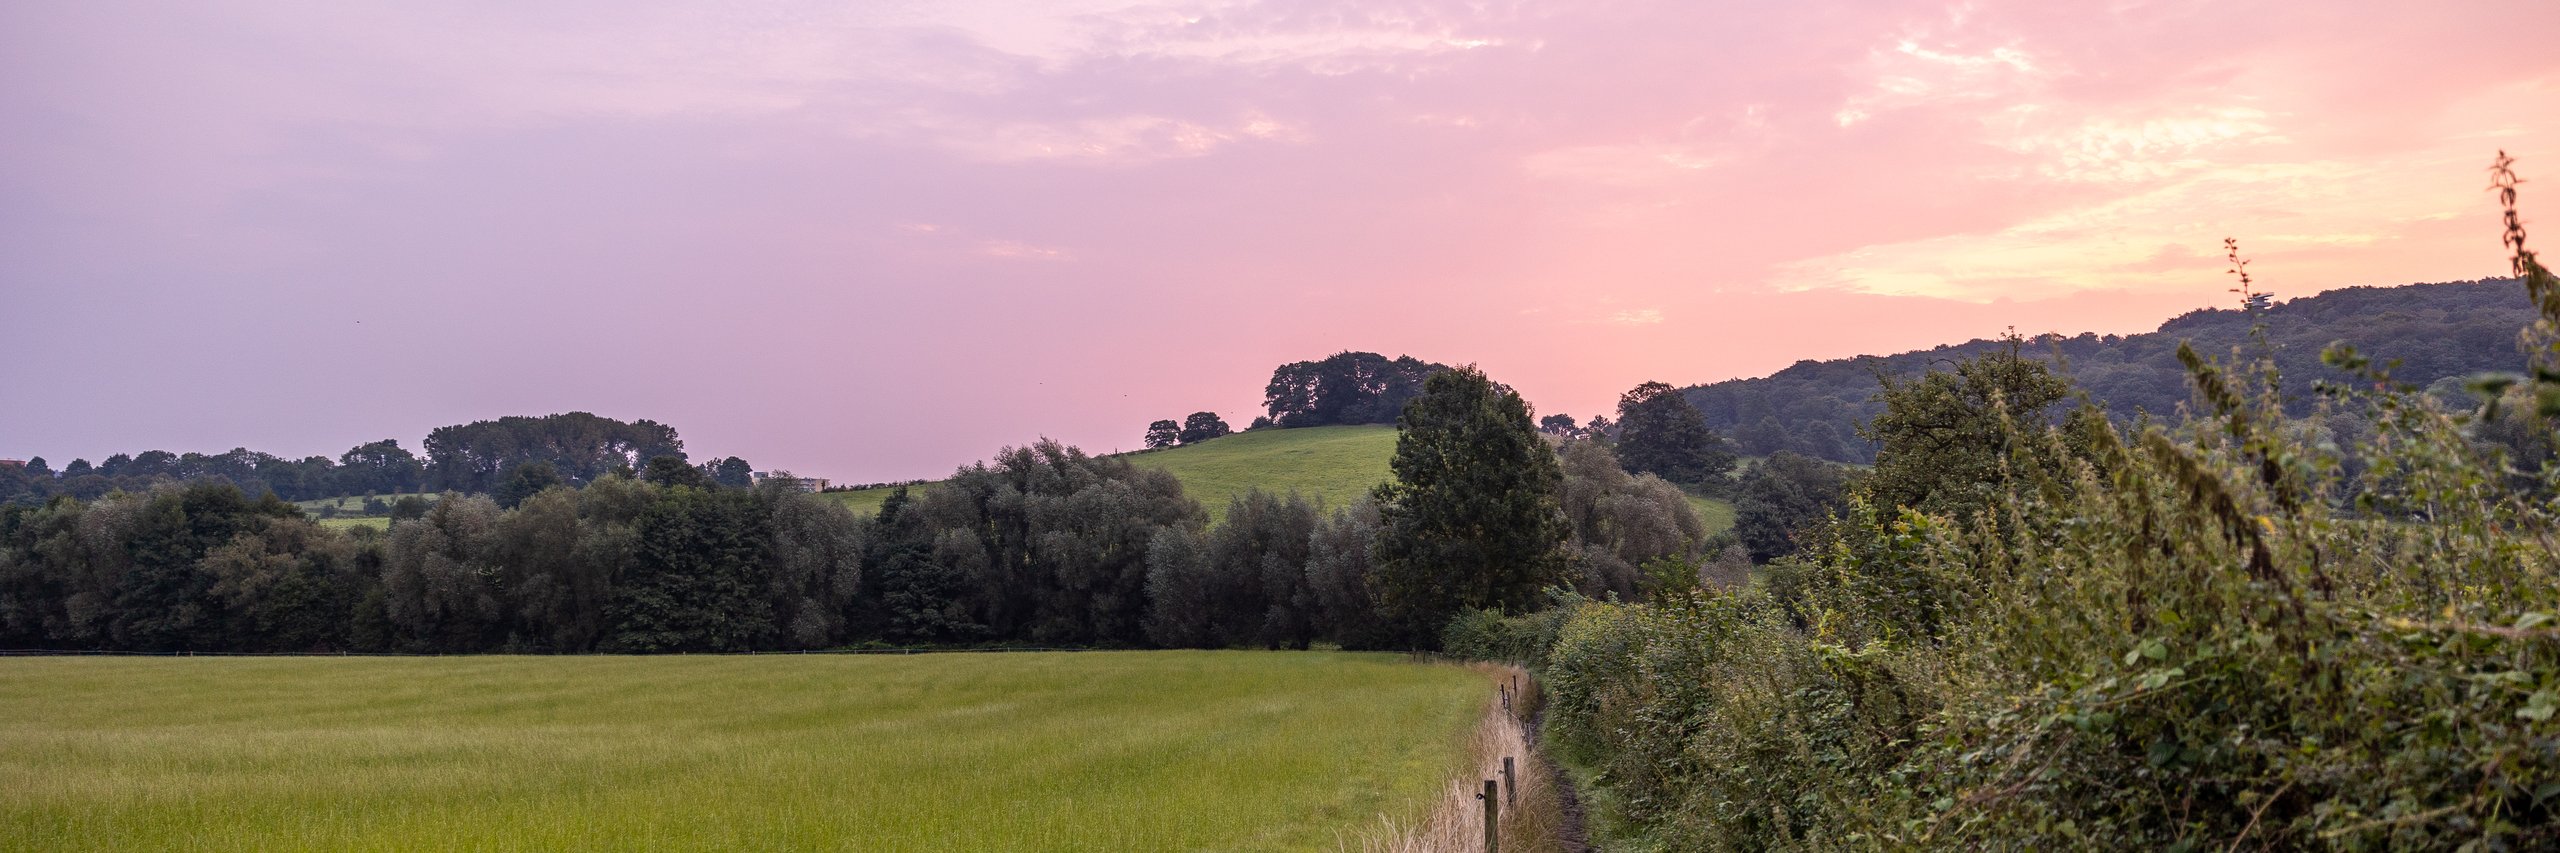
1369, 365, 1568, 647
1262, 352, 1451, 428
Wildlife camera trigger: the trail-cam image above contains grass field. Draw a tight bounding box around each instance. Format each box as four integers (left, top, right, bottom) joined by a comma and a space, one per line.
293, 493, 430, 513
1689, 495, 1735, 535
0, 652, 1487, 851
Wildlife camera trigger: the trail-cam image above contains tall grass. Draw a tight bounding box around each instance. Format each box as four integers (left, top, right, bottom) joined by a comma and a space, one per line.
1352, 663, 1566, 853
1, 652, 1486, 851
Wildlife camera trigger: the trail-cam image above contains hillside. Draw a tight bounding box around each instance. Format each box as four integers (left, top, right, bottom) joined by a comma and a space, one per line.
826, 425, 1399, 523
828, 425, 1737, 532
1686, 278, 2538, 463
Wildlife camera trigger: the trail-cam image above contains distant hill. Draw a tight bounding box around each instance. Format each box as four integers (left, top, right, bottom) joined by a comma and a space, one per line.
827, 426, 1399, 524
828, 424, 1737, 533
1686, 278, 2539, 463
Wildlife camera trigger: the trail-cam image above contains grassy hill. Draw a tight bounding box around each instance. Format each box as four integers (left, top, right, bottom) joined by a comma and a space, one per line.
827, 424, 1737, 534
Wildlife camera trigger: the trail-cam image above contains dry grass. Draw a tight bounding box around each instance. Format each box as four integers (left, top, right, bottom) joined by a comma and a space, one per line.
1348, 664, 1567, 853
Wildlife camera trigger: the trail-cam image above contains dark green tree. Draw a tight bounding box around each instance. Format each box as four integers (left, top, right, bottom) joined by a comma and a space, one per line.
707, 456, 755, 489
1860, 339, 2074, 520
1178, 412, 1232, 445
604, 486, 774, 652
1144, 419, 1181, 449
1732, 451, 1853, 562
1614, 381, 1734, 488
1370, 366, 1569, 648
641, 455, 714, 490
493, 461, 564, 509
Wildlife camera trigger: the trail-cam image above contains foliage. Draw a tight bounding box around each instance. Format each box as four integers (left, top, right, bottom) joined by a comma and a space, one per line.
1144, 418, 1181, 449
424, 411, 685, 493
1614, 380, 1736, 488
1263, 351, 1451, 428
1556, 439, 1706, 599
1494, 175, 2560, 848
1860, 335, 2077, 522
1684, 279, 2541, 463
1732, 451, 1856, 562
1372, 366, 1570, 648
915, 439, 1205, 646
1178, 411, 1233, 445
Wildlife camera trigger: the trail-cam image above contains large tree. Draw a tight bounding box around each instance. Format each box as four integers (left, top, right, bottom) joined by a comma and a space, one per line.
1143, 419, 1181, 449
1613, 381, 1734, 488
1178, 411, 1232, 445
1731, 451, 1853, 562
1369, 366, 1568, 648
1860, 340, 2075, 520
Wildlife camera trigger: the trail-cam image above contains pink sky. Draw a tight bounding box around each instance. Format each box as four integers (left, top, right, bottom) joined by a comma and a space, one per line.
4, 1, 2556, 482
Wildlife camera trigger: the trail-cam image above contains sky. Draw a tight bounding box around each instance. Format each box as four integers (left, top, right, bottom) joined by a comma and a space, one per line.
3, 0, 2557, 483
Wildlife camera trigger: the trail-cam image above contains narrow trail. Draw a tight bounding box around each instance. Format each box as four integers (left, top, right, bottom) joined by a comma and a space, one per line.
1528, 701, 1595, 853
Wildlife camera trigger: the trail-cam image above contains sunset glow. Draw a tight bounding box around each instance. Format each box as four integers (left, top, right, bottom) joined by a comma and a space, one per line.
4, 1, 2555, 480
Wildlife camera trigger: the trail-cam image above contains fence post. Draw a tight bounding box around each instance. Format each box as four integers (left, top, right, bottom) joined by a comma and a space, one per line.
1503, 756, 1516, 808
1478, 778, 1500, 852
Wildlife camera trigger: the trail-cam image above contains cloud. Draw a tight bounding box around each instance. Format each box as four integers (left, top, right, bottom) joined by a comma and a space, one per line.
1987, 105, 2284, 183
977, 239, 1072, 260
1836, 36, 2049, 127
1611, 308, 1665, 325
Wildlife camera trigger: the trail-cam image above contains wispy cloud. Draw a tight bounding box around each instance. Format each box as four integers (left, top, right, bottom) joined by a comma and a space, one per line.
977, 239, 1072, 260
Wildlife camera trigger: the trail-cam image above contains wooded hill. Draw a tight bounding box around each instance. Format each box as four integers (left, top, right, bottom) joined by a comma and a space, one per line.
1687, 278, 2537, 463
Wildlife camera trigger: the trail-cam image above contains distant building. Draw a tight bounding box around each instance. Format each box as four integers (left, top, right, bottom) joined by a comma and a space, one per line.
752, 473, 829, 493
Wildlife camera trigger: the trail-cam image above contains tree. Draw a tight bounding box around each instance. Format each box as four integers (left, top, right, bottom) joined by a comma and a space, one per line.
1144, 420, 1181, 449
640, 455, 713, 490
1614, 381, 1734, 488
1861, 339, 2074, 520
1306, 498, 1393, 649
493, 461, 563, 509
1556, 440, 1705, 598
1732, 451, 1853, 562
1179, 411, 1232, 445
919, 440, 1205, 645
605, 486, 773, 652
380, 493, 504, 652
423, 412, 685, 493
338, 439, 424, 495
707, 456, 755, 489
1539, 414, 1580, 438
1263, 352, 1452, 428
1370, 366, 1569, 647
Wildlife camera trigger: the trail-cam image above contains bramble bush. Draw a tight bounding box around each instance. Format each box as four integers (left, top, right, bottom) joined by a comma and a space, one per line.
1498, 156, 2560, 850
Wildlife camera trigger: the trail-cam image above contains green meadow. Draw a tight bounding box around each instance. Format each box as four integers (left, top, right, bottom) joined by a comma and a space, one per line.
830, 425, 1737, 532
0, 652, 1486, 851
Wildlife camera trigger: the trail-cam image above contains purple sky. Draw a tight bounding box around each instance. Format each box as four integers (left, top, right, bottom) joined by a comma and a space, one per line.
4, 1, 2556, 482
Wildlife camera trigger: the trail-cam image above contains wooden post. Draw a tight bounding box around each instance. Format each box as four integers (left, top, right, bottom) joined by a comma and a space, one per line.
1478, 779, 1500, 852
1502, 756, 1516, 808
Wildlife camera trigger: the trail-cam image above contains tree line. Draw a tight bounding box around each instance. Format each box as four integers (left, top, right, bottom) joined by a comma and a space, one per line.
0, 366, 1722, 654
1, 412, 759, 508
1682, 277, 2542, 464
